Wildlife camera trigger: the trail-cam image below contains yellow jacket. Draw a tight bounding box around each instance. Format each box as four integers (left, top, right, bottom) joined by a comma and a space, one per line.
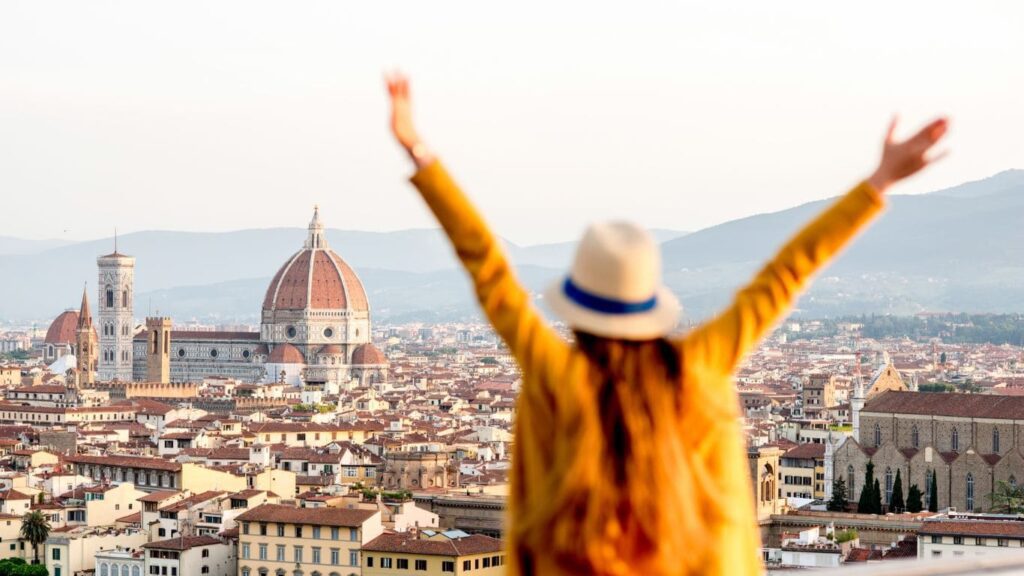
410, 161, 884, 575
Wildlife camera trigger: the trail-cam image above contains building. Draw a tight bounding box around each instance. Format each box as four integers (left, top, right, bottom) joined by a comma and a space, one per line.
45, 528, 148, 576
361, 530, 505, 576
66, 455, 246, 493
749, 445, 786, 524
236, 503, 384, 576
382, 451, 459, 491
917, 514, 1024, 559
780, 443, 826, 500
126, 209, 389, 387
142, 536, 235, 576
97, 246, 135, 382
76, 286, 98, 386
95, 546, 145, 576
802, 373, 836, 419
832, 390, 1024, 513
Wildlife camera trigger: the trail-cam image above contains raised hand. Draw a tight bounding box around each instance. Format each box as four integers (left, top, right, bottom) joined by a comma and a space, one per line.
385, 72, 423, 158
868, 117, 949, 193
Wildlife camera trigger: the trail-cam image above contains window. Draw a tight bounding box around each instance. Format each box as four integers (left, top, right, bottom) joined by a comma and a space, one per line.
366, 557, 373, 568
294, 546, 303, 563
911, 425, 919, 448
201, 568, 209, 574
994, 428, 1001, 453
313, 527, 321, 539
349, 551, 358, 566
999, 538, 1008, 547
381, 558, 393, 569
330, 527, 339, 540
349, 528, 358, 541
106, 288, 114, 308
952, 427, 959, 451
415, 559, 427, 571
847, 465, 855, 497
953, 536, 964, 545
263, 523, 270, 536
931, 536, 941, 544
241, 544, 250, 559
873, 423, 881, 447
885, 468, 894, 505
295, 526, 303, 538
277, 546, 285, 562
202, 549, 209, 558
312, 548, 321, 564
976, 537, 984, 546
242, 523, 249, 535
463, 561, 471, 571
330, 549, 339, 565
967, 473, 975, 511
441, 561, 455, 573
397, 559, 409, 570
242, 569, 251, 576
52, 549, 61, 560
259, 544, 268, 560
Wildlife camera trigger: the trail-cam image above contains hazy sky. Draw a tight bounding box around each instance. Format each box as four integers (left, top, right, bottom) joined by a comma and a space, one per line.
2, 1, 1021, 245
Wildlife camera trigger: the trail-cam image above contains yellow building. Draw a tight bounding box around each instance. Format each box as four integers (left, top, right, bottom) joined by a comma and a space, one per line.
361, 531, 505, 576
780, 443, 827, 500
236, 503, 383, 576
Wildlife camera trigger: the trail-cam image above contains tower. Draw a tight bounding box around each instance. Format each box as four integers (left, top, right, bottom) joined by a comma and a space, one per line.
145, 317, 172, 384
75, 286, 97, 387
97, 244, 135, 382
851, 352, 866, 443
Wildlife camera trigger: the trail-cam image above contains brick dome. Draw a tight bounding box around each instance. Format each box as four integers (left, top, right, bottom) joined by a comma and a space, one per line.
44, 310, 80, 345
352, 343, 387, 366
268, 343, 305, 364
262, 208, 369, 313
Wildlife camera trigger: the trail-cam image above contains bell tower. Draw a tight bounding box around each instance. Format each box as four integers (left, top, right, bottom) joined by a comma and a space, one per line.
97, 238, 135, 382
75, 285, 97, 387
145, 317, 172, 384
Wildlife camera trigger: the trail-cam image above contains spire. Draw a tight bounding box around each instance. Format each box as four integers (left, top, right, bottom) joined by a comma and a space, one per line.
78, 283, 92, 329
305, 205, 328, 250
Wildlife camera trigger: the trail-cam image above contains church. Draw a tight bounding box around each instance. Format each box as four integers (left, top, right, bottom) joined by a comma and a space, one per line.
44, 208, 388, 388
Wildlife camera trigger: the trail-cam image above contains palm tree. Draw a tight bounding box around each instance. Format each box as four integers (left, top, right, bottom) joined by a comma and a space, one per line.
20, 510, 50, 565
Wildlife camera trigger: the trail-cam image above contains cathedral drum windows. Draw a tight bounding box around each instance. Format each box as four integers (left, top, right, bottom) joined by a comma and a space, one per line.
286, 326, 297, 339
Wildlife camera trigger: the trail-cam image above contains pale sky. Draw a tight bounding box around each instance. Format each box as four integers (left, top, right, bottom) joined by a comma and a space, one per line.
1, 1, 1021, 245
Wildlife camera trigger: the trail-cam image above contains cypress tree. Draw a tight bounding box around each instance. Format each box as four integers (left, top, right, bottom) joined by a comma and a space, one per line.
906, 484, 923, 513
928, 469, 939, 512
857, 461, 876, 513
828, 478, 849, 512
873, 478, 883, 514
890, 469, 905, 513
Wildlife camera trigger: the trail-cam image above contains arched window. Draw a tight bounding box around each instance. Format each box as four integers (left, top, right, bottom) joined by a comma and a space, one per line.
122, 565, 130, 576
100, 564, 108, 576
911, 425, 919, 448
952, 427, 959, 452
925, 470, 933, 509
847, 465, 855, 497
874, 423, 881, 447
966, 473, 975, 511
885, 467, 894, 504
241, 570, 251, 576
122, 290, 129, 309
994, 428, 1001, 454
106, 287, 114, 308
133, 567, 141, 576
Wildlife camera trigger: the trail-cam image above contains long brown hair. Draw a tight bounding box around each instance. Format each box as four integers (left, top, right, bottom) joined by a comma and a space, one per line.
517, 331, 711, 575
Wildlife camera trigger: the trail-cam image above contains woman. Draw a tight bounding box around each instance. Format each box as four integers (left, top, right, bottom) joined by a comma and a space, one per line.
386, 73, 947, 575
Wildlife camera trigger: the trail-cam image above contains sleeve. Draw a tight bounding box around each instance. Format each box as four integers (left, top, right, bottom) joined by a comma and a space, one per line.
681, 181, 885, 375
409, 160, 571, 389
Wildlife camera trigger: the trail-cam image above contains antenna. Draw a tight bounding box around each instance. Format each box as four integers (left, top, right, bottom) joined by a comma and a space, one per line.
114, 228, 118, 253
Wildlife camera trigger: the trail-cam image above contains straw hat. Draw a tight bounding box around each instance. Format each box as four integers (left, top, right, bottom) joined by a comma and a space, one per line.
544, 221, 681, 340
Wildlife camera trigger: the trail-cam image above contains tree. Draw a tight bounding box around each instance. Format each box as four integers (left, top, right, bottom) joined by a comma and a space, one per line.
929, 470, 939, 512
906, 484, 924, 513
857, 461, 877, 513
828, 478, 849, 512
989, 480, 1024, 514
939, 351, 947, 365
873, 479, 883, 514
890, 469, 905, 513
19, 511, 49, 565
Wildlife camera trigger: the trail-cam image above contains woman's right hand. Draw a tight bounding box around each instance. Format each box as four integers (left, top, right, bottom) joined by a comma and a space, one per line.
867, 116, 949, 193
386, 72, 431, 165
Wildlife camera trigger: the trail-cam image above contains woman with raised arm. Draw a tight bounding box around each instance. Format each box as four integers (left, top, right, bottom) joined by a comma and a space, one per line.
386, 73, 947, 576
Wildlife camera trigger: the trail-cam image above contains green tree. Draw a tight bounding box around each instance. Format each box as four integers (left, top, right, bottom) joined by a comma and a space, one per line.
19, 511, 49, 565
873, 479, 883, 514
890, 469, 905, 513
939, 351, 947, 365
827, 478, 849, 512
928, 470, 939, 512
857, 461, 876, 513
989, 480, 1024, 514
906, 484, 923, 513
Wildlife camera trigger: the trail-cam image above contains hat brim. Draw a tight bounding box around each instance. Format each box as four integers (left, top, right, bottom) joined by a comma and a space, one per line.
542, 278, 682, 341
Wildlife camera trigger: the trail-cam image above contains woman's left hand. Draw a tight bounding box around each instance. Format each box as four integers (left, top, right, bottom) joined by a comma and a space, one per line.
385, 72, 421, 153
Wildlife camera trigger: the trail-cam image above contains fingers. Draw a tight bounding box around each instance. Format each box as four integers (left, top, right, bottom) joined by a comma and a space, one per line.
384, 71, 410, 99
885, 116, 899, 144
906, 118, 949, 152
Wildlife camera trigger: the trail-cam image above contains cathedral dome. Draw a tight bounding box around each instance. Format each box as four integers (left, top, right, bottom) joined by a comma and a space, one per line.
352, 343, 387, 366
268, 343, 305, 364
44, 310, 80, 345
262, 207, 369, 313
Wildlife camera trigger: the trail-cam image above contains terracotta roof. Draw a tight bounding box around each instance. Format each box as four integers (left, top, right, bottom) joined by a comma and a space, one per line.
268, 344, 304, 364
143, 536, 223, 551
236, 504, 376, 527
783, 443, 825, 460
863, 390, 1024, 420
352, 343, 387, 366
44, 311, 81, 345
67, 454, 182, 472
362, 532, 504, 556
262, 241, 368, 313
919, 520, 1024, 538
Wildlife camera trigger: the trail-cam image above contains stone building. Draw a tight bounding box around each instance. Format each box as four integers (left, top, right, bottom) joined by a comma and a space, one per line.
832, 390, 1024, 513
382, 451, 460, 491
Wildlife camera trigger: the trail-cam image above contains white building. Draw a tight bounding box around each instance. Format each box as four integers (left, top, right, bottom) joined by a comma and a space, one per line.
142, 536, 235, 576
918, 514, 1024, 560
